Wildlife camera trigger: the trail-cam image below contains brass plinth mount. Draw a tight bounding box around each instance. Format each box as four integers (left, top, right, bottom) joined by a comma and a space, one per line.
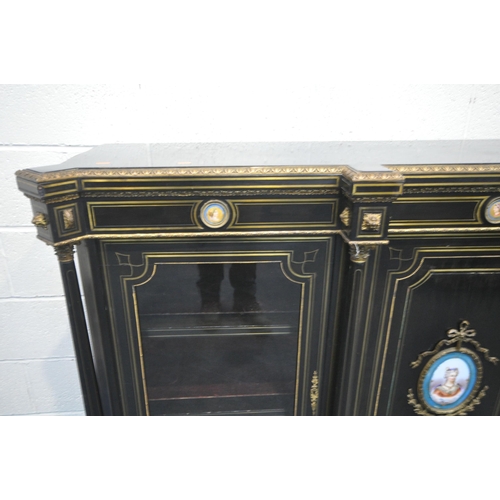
32, 213, 49, 230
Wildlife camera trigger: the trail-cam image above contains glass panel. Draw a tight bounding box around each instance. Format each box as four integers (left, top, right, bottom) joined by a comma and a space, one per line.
135, 261, 302, 415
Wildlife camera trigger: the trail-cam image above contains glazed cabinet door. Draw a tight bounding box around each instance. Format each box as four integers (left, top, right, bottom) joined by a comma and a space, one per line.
97, 236, 335, 415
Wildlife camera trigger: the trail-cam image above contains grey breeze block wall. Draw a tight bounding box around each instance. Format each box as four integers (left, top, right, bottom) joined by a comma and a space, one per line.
1, 84, 500, 416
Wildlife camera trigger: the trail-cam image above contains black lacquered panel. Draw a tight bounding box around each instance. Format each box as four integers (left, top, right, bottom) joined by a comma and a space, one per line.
375, 246, 500, 416
235, 201, 336, 226
90, 203, 196, 230
391, 200, 481, 224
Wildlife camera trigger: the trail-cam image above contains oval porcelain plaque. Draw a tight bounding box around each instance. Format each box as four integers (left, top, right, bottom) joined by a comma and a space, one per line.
418, 348, 482, 415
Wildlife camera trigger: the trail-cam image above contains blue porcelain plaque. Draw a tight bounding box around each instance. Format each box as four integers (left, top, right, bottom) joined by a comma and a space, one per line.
418, 348, 482, 415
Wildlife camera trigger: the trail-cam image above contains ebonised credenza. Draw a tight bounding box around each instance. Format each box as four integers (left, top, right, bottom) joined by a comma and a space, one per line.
16, 142, 500, 415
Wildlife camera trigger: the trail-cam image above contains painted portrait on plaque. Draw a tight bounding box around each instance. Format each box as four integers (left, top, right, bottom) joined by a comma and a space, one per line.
419, 349, 481, 414
485, 197, 500, 224
200, 200, 230, 228
409, 322, 498, 416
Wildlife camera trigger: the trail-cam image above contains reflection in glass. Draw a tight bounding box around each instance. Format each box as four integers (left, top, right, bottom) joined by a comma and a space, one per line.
136, 262, 302, 415
197, 263, 260, 314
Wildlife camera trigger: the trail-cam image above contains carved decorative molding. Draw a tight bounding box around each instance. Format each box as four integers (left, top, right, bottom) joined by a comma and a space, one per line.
16, 165, 404, 183
391, 164, 500, 174
51, 229, 342, 248
343, 168, 404, 182
24, 193, 81, 204
340, 187, 401, 203
404, 186, 500, 195
50, 194, 80, 204
83, 189, 339, 198
16, 166, 345, 182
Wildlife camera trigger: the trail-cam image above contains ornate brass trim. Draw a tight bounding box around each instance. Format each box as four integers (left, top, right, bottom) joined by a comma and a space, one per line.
407, 386, 488, 416
349, 244, 375, 264
341, 192, 402, 203
390, 164, 500, 174
83, 188, 339, 198
32, 213, 49, 229
343, 169, 404, 182
54, 244, 75, 263
389, 227, 500, 234
341, 229, 388, 262
410, 321, 499, 368
340, 207, 351, 228
310, 370, 319, 416
25, 193, 81, 204
51, 229, 342, 247
408, 320, 498, 416
361, 213, 382, 232
15, 165, 404, 183
339, 231, 389, 246
404, 186, 500, 195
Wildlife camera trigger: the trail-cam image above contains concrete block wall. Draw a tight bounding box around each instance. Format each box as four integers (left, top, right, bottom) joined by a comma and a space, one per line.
1, 84, 500, 416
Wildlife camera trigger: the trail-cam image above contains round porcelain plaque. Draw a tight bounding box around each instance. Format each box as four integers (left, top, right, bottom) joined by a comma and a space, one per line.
200, 200, 230, 228
485, 197, 500, 224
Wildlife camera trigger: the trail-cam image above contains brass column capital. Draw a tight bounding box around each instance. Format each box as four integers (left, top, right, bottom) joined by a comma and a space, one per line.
55, 244, 75, 263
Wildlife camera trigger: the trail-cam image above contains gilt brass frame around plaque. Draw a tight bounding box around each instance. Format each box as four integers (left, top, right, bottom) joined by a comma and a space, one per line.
407, 319, 499, 416
412, 346, 483, 416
